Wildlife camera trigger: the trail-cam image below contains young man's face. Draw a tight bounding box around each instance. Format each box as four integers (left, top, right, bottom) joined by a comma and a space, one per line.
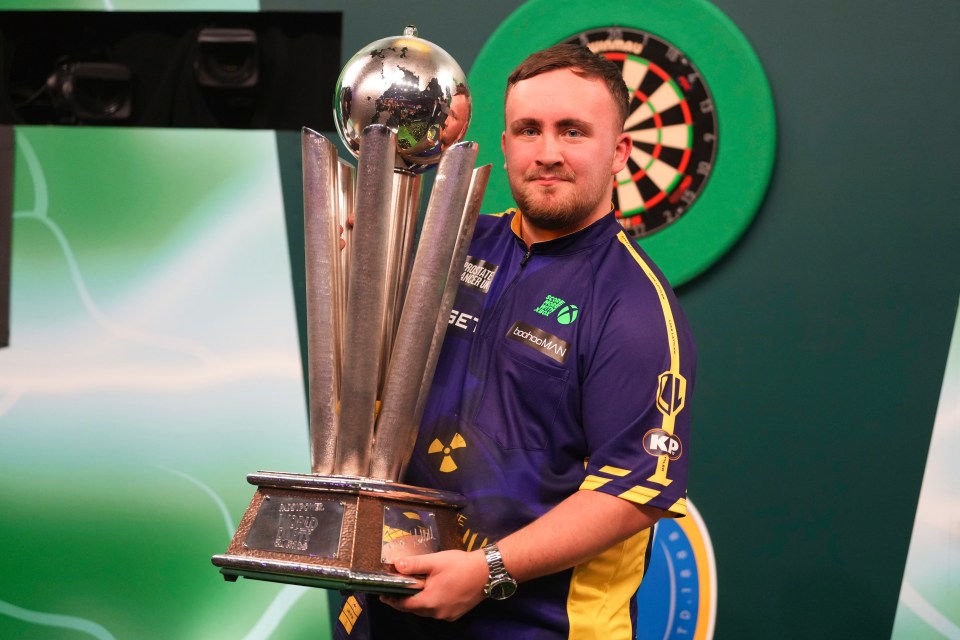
502, 68, 630, 239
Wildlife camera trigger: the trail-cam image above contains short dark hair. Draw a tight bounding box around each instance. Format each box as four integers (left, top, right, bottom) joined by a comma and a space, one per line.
505, 43, 630, 127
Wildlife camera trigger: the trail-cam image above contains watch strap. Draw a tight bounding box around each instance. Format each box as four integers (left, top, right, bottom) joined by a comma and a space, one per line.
482, 542, 518, 600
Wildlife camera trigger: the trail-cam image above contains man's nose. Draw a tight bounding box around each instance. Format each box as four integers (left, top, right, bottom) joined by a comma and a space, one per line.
536, 135, 564, 166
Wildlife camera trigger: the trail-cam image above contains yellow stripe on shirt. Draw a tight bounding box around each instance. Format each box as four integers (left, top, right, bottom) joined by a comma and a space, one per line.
616, 231, 683, 487
567, 526, 653, 639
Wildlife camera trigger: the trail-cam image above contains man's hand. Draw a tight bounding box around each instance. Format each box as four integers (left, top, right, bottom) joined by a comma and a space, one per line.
377, 492, 661, 622
379, 549, 488, 621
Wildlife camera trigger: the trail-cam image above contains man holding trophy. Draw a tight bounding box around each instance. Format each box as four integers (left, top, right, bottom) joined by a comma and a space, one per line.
336, 43, 697, 640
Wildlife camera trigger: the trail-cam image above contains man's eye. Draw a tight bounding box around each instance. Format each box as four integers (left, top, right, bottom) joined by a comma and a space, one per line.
520, 128, 538, 136
565, 129, 583, 137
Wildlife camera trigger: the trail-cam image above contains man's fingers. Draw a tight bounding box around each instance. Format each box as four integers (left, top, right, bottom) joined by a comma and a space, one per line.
393, 555, 426, 575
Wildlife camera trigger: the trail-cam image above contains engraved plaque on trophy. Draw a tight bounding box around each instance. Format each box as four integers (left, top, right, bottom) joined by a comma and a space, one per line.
211, 26, 489, 594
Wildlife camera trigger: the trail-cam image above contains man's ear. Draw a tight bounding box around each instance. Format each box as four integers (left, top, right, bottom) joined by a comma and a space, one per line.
501, 130, 510, 171
612, 132, 631, 174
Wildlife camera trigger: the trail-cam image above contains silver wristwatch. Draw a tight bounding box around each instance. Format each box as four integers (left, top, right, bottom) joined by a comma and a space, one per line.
482, 543, 518, 600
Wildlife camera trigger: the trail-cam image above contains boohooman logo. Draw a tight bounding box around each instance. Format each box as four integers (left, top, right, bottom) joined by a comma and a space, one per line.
506, 321, 570, 364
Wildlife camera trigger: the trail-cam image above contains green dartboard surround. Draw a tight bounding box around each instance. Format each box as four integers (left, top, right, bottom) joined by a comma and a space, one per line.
466, 0, 776, 286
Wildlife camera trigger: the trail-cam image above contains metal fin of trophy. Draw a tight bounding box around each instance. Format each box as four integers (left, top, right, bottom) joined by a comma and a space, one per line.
211, 26, 490, 594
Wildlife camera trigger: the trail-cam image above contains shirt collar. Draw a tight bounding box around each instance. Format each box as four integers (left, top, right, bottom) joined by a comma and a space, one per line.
509, 208, 622, 255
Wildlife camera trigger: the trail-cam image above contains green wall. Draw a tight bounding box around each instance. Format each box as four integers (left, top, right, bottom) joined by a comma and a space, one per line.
673, 1, 958, 636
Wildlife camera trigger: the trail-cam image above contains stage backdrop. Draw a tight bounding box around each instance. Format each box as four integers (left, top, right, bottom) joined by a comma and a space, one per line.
0, 125, 336, 638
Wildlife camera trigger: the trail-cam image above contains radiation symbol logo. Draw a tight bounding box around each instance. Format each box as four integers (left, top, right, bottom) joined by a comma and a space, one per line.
428, 433, 467, 472
556, 304, 579, 325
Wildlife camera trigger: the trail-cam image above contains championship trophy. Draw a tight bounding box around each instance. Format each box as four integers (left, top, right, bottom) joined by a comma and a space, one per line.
212, 26, 490, 594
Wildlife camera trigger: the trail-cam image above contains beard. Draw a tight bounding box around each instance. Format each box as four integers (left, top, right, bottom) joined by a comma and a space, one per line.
508, 167, 612, 232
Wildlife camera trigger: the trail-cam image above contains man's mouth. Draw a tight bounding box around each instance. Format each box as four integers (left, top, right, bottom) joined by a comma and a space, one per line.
526, 172, 574, 185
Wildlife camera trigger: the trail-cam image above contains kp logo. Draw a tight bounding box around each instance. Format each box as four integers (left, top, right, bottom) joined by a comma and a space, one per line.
643, 428, 683, 460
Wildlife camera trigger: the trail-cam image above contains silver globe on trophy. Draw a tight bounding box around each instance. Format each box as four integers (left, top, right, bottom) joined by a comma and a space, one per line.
212, 26, 490, 593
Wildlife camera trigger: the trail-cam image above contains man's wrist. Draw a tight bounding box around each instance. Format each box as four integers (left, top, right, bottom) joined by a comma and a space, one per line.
482, 542, 518, 600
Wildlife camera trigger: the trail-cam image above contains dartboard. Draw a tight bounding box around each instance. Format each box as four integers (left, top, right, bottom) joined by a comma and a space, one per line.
563, 28, 717, 240
468, 0, 776, 286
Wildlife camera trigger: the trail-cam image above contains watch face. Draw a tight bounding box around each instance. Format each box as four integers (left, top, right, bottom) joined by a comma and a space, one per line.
489, 578, 518, 600
563, 27, 717, 240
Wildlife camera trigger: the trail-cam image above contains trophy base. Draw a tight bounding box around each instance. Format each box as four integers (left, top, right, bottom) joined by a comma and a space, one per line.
211, 471, 465, 594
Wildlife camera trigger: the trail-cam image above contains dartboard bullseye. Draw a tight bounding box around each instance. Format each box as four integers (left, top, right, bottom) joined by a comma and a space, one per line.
565, 28, 718, 240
